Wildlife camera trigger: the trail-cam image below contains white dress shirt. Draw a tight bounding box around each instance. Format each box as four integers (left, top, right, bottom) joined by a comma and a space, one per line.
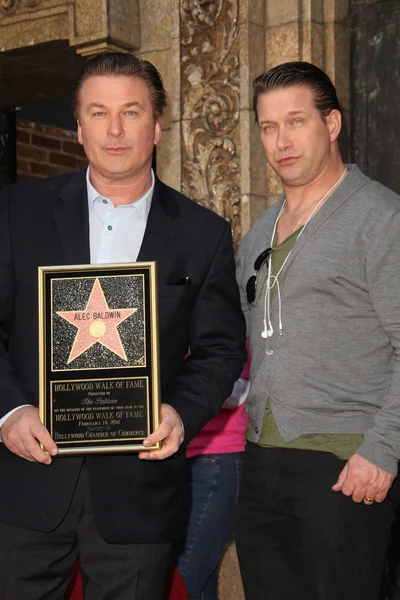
87, 168, 154, 265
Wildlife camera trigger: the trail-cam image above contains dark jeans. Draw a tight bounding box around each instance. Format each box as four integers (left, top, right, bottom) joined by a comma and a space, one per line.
236, 442, 400, 600
174, 452, 244, 600
0, 463, 172, 600
382, 502, 400, 599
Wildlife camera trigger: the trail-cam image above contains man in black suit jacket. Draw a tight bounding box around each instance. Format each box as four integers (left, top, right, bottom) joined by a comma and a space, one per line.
0, 53, 246, 600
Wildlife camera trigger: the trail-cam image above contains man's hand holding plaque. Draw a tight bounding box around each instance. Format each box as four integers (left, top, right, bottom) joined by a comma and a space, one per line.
1, 406, 57, 464
2, 403, 183, 463
139, 404, 184, 460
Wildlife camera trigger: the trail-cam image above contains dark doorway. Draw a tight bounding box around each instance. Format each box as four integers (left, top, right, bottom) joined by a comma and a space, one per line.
0, 41, 85, 191
351, 0, 400, 194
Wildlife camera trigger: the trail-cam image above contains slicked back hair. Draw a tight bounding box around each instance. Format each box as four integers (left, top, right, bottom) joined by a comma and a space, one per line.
253, 61, 341, 124
73, 52, 167, 122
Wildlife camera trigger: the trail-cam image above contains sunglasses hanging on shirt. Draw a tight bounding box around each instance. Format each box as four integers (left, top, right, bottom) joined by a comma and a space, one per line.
246, 247, 272, 306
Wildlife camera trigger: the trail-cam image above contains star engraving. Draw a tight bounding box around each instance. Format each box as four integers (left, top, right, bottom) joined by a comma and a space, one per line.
56, 278, 137, 364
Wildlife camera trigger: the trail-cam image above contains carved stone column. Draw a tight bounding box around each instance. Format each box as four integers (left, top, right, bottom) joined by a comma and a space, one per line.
180, 0, 242, 245
238, 0, 268, 233
138, 0, 266, 239
0, 108, 17, 192
136, 0, 182, 193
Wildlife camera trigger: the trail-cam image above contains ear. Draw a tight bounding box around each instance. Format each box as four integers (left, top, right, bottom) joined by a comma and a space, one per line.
77, 120, 83, 145
326, 109, 342, 143
154, 120, 162, 146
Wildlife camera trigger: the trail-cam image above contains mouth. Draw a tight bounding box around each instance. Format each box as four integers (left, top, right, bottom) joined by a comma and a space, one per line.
277, 156, 300, 166
104, 147, 130, 154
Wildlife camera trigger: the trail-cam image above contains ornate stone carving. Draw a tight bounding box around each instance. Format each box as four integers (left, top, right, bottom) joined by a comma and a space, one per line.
180, 0, 241, 246
0, 0, 41, 16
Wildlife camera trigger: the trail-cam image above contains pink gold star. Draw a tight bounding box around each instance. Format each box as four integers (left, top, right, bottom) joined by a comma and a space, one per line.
57, 278, 137, 364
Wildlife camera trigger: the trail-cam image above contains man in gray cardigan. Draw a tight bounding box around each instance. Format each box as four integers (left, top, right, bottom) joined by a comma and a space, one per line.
236, 61, 400, 600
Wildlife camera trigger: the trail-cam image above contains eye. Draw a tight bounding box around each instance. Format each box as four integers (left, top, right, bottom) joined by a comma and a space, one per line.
292, 118, 303, 125
124, 110, 137, 116
262, 124, 275, 133
92, 111, 105, 117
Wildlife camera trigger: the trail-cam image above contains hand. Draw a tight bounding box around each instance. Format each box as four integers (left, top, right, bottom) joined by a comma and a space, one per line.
138, 404, 184, 461
1, 406, 57, 464
332, 453, 395, 504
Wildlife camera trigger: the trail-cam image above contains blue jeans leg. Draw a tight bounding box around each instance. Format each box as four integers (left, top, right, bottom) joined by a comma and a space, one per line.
174, 452, 244, 600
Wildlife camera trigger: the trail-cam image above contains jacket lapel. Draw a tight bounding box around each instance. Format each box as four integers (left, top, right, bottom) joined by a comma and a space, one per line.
53, 171, 90, 265
137, 177, 178, 283
52, 173, 178, 274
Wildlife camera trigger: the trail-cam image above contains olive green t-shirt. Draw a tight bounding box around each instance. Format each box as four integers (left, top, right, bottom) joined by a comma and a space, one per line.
247, 227, 364, 460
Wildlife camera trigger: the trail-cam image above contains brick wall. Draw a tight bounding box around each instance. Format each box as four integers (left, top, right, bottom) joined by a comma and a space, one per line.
16, 119, 87, 181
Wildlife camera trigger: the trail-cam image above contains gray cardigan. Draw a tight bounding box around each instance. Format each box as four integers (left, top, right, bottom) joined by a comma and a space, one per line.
236, 165, 400, 475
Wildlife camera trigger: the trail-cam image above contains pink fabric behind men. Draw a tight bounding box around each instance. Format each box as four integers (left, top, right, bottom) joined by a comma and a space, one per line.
186, 404, 249, 458
186, 342, 250, 458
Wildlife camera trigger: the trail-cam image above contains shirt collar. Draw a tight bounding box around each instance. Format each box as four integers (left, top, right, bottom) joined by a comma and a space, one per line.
86, 167, 155, 218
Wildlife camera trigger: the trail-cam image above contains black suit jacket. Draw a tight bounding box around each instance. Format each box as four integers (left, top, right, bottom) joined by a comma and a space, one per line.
0, 171, 246, 543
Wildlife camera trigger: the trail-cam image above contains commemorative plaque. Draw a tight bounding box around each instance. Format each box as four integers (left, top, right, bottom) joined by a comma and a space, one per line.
38, 263, 161, 455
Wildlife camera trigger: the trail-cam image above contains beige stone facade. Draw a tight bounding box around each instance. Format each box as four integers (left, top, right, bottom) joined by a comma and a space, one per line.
137, 0, 350, 235
1, 0, 350, 234
0, 0, 351, 597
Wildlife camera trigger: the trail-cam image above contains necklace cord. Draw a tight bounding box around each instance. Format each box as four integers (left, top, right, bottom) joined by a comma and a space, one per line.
261, 166, 348, 339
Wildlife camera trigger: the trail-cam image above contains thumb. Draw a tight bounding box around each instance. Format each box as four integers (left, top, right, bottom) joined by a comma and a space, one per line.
143, 419, 172, 446
332, 464, 348, 491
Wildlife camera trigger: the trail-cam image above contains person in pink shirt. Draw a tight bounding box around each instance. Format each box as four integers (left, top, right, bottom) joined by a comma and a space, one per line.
174, 353, 250, 600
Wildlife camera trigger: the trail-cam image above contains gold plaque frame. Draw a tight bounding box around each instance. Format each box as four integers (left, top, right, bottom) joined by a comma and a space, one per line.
38, 262, 161, 455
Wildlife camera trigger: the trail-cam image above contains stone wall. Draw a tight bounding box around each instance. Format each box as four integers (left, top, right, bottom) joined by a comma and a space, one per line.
137, 0, 350, 231
2, 0, 351, 228
263, 0, 350, 206
136, 0, 182, 193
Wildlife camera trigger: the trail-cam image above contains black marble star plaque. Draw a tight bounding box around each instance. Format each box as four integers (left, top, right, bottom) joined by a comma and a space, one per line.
38, 262, 161, 455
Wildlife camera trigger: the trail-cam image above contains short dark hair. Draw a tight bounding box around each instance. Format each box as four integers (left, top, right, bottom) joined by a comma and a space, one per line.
73, 52, 167, 121
253, 61, 341, 123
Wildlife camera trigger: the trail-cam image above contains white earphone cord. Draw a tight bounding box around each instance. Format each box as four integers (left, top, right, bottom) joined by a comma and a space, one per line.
261, 167, 347, 339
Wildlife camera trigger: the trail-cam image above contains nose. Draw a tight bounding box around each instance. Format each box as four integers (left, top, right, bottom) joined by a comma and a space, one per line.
107, 115, 124, 138
276, 126, 292, 151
